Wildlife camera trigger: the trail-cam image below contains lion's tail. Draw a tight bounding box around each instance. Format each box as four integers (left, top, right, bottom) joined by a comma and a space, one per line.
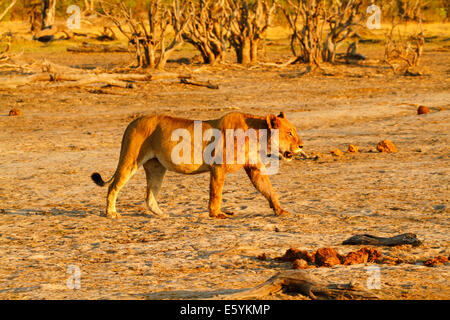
91, 172, 114, 187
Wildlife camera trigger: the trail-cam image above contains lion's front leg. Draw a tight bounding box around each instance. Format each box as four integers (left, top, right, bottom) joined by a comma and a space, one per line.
208, 166, 233, 219
245, 166, 291, 216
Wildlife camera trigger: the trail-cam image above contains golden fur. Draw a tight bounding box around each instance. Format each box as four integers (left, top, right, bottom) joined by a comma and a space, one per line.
91, 112, 304, 219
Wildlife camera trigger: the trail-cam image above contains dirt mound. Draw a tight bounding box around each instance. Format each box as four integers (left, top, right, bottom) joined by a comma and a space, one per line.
347, 144, 359, 153
331, 149, 344, 157
423, 255, 448, 267
376, 140, 398, 153
292, 259, 310, 269
275, 247, 383, 269
8, 108, 23, 116
276, 248, 315, 263
315, 247, 342, 267
341, 248, 382, 265
417, 106, 430, 115
257, 253, 268, 261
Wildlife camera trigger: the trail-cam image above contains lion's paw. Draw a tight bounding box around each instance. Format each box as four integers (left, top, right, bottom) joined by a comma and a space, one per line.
104, 211, 121, 219
276, 209, 291, 217
210, 211, 233, 219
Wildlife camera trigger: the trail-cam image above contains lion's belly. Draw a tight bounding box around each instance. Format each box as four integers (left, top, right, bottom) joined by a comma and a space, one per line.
156, 153, 210, 174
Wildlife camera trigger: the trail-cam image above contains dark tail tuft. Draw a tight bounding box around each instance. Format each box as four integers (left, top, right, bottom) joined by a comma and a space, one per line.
91, 172, 105, 187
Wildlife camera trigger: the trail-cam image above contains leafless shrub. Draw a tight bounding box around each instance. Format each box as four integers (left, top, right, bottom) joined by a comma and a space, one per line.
101, 0, 189, 69
281, 0, 366, 67
384, 0, 425, 74
323, 0, 365, 63
181, 0, 230, 65
281, 0, 326, 66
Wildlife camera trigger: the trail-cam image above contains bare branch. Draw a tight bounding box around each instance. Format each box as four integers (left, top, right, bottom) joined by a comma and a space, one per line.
0, 0, 18, 21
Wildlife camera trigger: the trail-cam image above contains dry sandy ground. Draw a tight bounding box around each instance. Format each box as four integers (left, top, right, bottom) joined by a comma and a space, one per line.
0, 47, 449, 299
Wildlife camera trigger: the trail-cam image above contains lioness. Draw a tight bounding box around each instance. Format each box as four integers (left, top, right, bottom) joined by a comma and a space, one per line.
91, 112, 304, 219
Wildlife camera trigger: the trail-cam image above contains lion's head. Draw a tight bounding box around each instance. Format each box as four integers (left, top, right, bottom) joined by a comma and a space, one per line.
267, 112, 305, 161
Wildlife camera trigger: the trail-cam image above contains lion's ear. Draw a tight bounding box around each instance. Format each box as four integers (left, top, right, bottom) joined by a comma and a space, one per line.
278, 112, 286, 119
266, 114, 278, 129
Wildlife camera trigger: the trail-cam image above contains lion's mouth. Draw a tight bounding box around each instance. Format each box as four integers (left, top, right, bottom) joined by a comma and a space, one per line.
279, 149, 308, 160
280, 151, 294, 160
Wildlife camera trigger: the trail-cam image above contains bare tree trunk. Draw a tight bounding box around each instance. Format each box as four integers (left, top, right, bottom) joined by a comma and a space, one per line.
250, 39, 259, 63
41, 0, 57, 29
235, 38, 251, 64
228, 0, 275, 65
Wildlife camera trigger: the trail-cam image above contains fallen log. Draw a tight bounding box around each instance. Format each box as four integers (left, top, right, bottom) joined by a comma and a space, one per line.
213, 270, 378, 300
342, 233, 422, 247
0, 60, 195, 89
0, 69, 192, 89
0, 73, 150, 89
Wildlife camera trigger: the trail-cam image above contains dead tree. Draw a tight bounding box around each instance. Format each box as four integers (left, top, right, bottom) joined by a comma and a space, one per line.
323, 0, 365, 63
227, 0, 276, 64
102, 0, 189, 69
385, 0, 425, 74
282, 0, 365, 66
26, 1, 42, 32
41, 0, 57, 29
281, 0, 326, 67
182, 0, 230, 65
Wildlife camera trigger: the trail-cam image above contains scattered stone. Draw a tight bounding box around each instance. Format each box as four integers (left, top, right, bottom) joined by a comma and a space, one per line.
257, 253, 268, 261
310, 152, 321, 160
315, 248, 342, 267
272, 246, 410, 269
417, 106, 430, 115
347, 144, 359, 153
276, 248, 315, 263
292, 259, 309, 269
433, 204, 446, 211
331, 149, 344, 157
376, 140, 398, 153
424, 255, 448, 267
8, 108, 23, 116
342, 248, 382, 265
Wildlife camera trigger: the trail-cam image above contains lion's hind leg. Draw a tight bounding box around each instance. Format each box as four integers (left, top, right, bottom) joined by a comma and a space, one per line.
143, 159, 167, 217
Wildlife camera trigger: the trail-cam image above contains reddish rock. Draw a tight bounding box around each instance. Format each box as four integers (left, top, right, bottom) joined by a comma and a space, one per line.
315, 248, 342, 267
8, 108, 23, 116
331, 149, 344, 157
424, 255, 448, 267
292, 259, 309, 269
276, 248, 315, 263
417, 106, 430, 115
376, 140, 398, 153
342, 248, 382, 265
257, 253, 268, 261
347, 144, 359, 153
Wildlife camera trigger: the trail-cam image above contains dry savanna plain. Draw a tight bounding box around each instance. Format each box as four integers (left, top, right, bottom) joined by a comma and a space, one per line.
0, 21, 449, 300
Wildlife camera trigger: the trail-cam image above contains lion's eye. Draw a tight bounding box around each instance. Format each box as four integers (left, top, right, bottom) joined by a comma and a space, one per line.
288, 132, 293, 136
